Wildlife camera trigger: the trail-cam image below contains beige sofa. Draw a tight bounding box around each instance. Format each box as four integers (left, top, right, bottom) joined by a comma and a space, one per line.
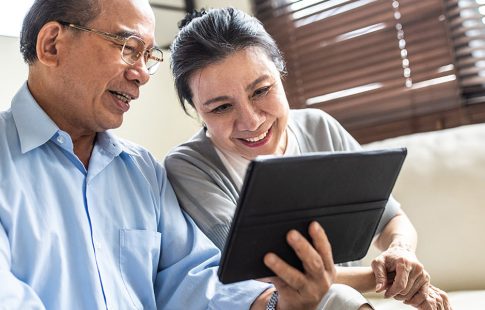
362, 123, 485, 309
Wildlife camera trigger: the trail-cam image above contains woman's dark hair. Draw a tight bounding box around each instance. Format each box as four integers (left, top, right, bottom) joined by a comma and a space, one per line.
170, 7, 287, 114
20, 0, 101, 65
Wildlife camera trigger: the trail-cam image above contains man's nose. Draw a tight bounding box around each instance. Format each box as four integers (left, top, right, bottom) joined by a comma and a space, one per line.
125, 57, 150, 86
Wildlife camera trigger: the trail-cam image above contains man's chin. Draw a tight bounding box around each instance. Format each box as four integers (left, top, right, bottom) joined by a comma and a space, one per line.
99, 118, 124, 132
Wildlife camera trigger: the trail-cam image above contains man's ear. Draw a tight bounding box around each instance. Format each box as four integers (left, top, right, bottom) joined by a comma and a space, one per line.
36, 21, 67, 67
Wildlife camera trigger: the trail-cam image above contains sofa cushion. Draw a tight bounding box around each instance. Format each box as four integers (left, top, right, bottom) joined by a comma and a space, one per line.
368, 290, 485, 309
363, 124, 485, 292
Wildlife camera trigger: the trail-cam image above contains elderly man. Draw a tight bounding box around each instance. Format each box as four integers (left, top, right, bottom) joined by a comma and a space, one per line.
0, 0, 338, 309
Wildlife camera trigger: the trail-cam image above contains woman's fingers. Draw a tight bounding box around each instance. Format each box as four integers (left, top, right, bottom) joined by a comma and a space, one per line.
395, 271, 429, 301
262, 222, 336, 310
263, 251, 306, 289
286, 229, 324, 278
308, 221, 335, 273
404, 284, 451, 310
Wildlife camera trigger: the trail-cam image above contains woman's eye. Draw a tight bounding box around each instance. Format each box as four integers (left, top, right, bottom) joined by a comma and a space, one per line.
212, 104, 232, 114
252, 86, 271, 98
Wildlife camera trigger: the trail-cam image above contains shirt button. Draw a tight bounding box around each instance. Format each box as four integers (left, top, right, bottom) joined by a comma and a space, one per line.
57, 136, 64, 144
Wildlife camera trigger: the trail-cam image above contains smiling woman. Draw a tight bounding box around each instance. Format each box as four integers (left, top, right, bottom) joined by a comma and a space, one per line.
164, 7, 452, 309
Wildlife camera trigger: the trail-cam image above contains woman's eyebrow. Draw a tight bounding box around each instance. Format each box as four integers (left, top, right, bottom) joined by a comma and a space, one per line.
201, 75, 272, 106
245, 74, 271, 91
203, 95, 232, 106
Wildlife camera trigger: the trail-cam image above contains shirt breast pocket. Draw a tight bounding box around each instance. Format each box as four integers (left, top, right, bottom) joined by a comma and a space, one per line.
119, 229, 161, 309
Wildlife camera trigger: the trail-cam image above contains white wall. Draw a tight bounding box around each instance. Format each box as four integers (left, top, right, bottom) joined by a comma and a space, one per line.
0, 36, 28, 112
0, 1, 251, 159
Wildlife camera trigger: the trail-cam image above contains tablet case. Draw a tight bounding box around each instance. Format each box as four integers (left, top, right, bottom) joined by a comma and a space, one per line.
218, 148, 407, 284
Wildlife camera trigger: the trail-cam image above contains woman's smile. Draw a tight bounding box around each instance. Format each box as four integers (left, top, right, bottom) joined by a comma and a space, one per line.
238, 127, 272, 147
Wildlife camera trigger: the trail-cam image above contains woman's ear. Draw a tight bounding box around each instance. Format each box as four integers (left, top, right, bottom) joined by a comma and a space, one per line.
36, 21, 66, 67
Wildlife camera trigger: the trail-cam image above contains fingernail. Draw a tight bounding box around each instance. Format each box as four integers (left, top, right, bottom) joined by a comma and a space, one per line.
289, 230, 300, 241
376, 283, 383, 291
265, 253, 276, 264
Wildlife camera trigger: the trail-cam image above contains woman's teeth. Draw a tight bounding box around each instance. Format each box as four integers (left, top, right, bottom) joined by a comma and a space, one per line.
245, 130, 268, 142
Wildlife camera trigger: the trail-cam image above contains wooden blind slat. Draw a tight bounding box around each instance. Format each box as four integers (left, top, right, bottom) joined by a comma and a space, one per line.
253, 0, 485, 142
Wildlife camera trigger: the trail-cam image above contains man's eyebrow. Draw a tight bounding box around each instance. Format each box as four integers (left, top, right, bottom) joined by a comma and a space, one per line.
114, 30, 157, 47
114, 30, 147, 42
114, 30, 137, 38
202, 96, 232, 106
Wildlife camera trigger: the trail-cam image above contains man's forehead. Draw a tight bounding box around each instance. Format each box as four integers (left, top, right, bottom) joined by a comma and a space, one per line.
98, 0, 155, 22
95, 0, 155, 40
99, 0, 151, 9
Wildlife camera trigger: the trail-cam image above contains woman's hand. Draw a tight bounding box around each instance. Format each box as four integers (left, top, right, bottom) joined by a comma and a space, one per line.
371, 244, 430, 300
252, 221, 336, 310
371, 245, 451, 309
404, 284, 452, 310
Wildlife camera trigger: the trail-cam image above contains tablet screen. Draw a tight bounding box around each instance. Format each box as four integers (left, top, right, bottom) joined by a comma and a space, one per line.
218, 148, 407, 284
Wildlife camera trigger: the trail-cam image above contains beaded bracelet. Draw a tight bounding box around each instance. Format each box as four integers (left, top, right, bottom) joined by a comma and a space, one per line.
266, 290, 278, 310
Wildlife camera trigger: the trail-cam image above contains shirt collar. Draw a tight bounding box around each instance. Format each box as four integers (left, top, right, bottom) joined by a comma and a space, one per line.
96, 130, 138, 157
11, 82, 59, 154
11, 82, 137, 157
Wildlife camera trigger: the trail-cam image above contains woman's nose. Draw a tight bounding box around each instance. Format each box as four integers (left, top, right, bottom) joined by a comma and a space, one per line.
236, 103, 264, 132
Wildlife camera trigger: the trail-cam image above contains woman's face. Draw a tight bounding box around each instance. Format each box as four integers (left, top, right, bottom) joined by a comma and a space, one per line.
188, 47, 290, 160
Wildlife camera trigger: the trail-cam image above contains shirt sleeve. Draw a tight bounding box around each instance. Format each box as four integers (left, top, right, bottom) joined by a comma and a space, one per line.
153, 166, 271, 309
0, 222, 46, 309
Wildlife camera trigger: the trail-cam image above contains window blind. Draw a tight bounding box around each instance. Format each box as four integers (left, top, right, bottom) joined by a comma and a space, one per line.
253, 0, 485, 142
445, 0, 485, 104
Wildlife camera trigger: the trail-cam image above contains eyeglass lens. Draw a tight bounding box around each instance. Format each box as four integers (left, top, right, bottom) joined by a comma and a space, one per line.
121, 36, 163, 74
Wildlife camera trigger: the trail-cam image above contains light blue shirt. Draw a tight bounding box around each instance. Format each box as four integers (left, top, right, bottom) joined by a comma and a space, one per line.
0, 83, 270, 309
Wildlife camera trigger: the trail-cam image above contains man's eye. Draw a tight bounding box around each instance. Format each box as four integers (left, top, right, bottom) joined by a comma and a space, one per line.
123, 45, 138, 53
252, 86, 271, 98
212, 104, 232, 114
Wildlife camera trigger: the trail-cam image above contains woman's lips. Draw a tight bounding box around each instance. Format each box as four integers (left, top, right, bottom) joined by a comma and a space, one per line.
245, 130, 268, 142
239, 127, 272, 148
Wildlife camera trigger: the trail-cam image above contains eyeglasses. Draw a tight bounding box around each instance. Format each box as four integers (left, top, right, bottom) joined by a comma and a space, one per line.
59, 21, 163, 75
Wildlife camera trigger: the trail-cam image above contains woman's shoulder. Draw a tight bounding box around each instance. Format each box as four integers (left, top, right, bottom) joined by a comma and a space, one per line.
289, 108, 342, 133
290, 107, 328, 118
164, 127, 224, 175
165, 128, 212, 159
288, 108, 360, 152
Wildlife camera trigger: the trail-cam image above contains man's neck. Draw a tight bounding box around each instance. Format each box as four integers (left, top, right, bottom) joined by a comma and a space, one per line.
27, 73, 97, 169
72, 133, 97, 169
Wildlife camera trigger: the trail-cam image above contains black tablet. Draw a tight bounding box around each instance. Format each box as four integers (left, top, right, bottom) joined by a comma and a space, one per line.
218, 148, 407, 284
